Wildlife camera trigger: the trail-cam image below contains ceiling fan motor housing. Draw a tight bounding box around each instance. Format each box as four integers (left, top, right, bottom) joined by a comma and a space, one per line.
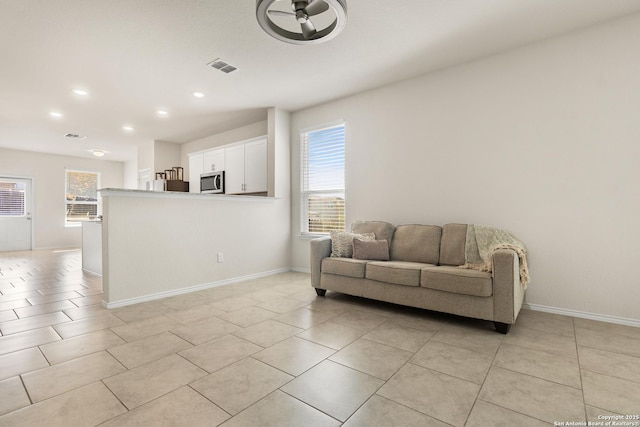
293, 1, 309, 12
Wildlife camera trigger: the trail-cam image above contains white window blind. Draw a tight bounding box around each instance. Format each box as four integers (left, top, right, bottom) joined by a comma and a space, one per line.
65, 169, 100, 225
0, 181, 26, 217
301, 123, 345, 233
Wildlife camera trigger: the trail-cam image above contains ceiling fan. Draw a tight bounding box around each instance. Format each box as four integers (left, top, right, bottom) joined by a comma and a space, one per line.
256, 0, 348, 45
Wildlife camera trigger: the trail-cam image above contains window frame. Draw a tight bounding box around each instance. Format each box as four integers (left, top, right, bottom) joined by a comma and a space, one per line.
300, 121, 346, 237
64, 168, 101, 227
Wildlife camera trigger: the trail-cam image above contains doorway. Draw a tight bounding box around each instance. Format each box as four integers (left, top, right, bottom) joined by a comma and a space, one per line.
0, 177, 33, 251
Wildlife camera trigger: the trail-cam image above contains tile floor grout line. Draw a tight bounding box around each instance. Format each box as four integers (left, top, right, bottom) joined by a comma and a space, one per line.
462, 330, 504, 427
473, 397, 550, 425
100, 378, 131, 413
486, 364, 584, 391
574, 317, 590, 423
18, 373, 35, 406
277, 387, 345, 424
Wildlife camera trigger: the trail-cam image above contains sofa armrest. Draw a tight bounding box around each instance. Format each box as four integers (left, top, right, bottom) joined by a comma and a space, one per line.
310, 237, 331, 287
492, 248, 525, 324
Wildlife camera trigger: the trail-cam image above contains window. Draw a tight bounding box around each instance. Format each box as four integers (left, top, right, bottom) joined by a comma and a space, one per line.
301, 123, 345, 234
65, 169, 100, 225
0, 181, 26, 217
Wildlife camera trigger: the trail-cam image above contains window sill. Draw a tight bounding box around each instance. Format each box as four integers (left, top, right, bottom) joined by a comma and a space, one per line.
298, 232, 330, 240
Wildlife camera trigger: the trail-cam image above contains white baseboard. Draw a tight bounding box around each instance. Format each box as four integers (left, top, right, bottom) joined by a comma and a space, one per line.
102, 271, 640, 330
523, 303, 640, 328
102, 267, 292, 309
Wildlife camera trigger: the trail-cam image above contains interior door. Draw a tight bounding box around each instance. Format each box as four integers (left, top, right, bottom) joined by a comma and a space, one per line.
0, 177, 32, 251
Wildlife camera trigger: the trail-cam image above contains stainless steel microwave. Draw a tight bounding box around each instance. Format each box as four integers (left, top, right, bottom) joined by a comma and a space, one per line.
200, 171, 225, 194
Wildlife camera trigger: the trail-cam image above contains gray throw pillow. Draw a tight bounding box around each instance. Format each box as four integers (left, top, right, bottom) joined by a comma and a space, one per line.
330, 231, 375, 258
353, 238, 390, 261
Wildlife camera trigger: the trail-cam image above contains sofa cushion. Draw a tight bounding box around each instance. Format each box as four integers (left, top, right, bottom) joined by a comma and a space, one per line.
439, 223, 468, 266
351, 221, 395, 243
322, 257, 369, 278
421, 265, 492, 297
366, 261, 433, 287
390, 224, 442, 264
330, 231, 375, 258
353, 238, 390, 261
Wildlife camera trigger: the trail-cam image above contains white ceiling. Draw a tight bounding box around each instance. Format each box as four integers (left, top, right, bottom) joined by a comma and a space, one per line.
2, 0, 640, 162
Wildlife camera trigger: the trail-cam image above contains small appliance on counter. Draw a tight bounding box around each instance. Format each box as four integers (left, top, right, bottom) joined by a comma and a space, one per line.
151, 167, 189, 192
201, 171, 224, 194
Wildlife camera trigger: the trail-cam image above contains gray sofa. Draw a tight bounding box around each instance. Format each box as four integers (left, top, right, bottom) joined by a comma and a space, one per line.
310, 221, 526, 333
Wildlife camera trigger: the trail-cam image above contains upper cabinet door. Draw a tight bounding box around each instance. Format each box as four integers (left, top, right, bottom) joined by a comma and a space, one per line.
244, 138, 267, 193
188, 153, 204, 193
203, 149, 225, 172
224, 144, 245, 194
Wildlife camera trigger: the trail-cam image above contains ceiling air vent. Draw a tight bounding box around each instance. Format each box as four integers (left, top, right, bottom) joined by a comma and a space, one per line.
64, 133, 86, 140
207, 58, 237, 74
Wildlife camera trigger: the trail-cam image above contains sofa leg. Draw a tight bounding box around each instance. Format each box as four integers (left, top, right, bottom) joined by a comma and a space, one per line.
494, 322, 511, 334
315, 288, 327, 297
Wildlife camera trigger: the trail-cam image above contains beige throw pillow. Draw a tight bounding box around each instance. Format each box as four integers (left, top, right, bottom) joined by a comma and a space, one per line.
353, 238, 390, 261
330, 231, 375, 258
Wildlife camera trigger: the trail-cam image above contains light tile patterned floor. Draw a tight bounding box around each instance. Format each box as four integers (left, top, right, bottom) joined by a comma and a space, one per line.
1, 249, 640, 426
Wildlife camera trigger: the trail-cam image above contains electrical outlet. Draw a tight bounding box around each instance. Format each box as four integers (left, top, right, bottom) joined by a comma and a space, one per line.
217, 252, 224, 263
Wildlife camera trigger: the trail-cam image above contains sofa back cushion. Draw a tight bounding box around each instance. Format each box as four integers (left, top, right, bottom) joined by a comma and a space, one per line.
353, 238, 390, 261
439, 223, 468, 266
351, 221, 395, 243
390, 224, 442, 264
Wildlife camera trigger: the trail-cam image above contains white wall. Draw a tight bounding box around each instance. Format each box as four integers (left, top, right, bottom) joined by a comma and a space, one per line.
0, 147, 124, 249
136, 140, 154, 173
123, 158, 138, 189
290, 13, 640, 322
268, 107, 291, 198
154, 140, 181, 175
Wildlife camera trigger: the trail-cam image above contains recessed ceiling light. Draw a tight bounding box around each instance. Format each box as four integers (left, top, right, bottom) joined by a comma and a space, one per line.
72, 89, 88, 96
122, 125, 134, 132
157, 110, 169, 117
49, 111, 63, 118
92, 149, 105, 157
192, 92, 205, 98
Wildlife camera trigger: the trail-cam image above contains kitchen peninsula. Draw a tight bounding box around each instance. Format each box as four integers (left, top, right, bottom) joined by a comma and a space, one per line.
99, 107, 291, 307
99, 188, 291, 307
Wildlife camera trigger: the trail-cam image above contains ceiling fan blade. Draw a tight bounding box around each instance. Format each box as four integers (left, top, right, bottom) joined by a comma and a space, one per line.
300, 19, 317, 39
304, 0, 330, 16
267, 10, 296, 17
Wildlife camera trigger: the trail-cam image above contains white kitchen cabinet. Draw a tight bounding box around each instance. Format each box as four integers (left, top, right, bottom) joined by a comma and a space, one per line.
244, 138, 268, 193
188, 153, 203, 193
225, 138, 267, 194
203, 149, 225, 173
225, 144, 245, 194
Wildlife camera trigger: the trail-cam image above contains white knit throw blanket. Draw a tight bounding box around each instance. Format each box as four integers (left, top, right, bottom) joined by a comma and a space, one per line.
462, 224, 530, 289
